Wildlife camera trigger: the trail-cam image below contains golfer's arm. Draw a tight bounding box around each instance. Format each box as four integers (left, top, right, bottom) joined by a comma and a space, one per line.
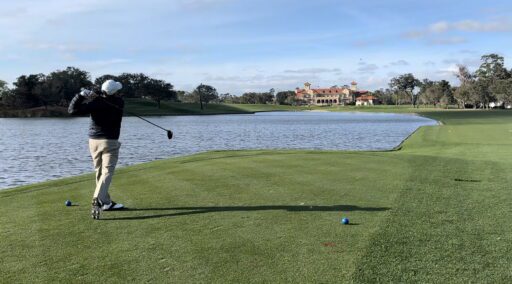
68, 94, 92, 115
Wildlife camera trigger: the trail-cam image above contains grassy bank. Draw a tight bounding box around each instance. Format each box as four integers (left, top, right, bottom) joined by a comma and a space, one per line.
125, 101, 460, 116
312, 104, 464, 114
0, 106, 72, 117
0, 99, 305, 117
2, 99, 453, 118
1, 111, 512, 282
124, 99, 306, 115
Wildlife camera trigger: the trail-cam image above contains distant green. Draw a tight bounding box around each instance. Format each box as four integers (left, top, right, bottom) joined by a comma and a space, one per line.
125, 100, 467, 116
1, 97, 463, 117
1, 110, 511, 283
0, 99, 303, 117
124, 99, 305, 116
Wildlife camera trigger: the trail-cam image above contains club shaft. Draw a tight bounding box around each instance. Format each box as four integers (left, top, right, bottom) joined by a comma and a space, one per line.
128, 112, 168, 132
96, 95, 169, 132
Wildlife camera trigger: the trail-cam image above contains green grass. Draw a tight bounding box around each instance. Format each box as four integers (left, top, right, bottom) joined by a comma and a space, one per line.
124, 99, 305, 116
125, 99, 452, 116
311, 104, 464, 114
0, 99, 304, 117
2, 110, 512, 282
1, 98, 462, 117
224, 103, 305, 112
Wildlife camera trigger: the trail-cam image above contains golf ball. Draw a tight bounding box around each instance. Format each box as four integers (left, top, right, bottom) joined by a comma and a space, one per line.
341, 217, 349, 225
65, 200, 72, 206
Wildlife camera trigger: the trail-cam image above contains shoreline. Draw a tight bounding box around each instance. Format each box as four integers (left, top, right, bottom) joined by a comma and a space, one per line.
1, 102, 479, 118
0, 110, 439, 191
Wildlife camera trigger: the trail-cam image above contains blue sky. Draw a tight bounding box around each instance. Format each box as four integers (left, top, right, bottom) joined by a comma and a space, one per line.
0, 0, 511, 94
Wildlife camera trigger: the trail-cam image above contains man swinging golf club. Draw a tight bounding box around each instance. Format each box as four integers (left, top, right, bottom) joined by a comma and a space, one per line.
68, 79, 125, 219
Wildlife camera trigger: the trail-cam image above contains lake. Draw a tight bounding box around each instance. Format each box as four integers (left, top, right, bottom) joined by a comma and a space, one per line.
0, 111, 436, 190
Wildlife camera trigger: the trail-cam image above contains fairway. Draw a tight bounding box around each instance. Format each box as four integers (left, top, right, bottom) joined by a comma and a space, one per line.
1, 111, 512, 283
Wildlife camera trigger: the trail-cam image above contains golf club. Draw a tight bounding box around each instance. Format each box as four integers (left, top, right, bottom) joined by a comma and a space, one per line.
93, 92, 173, 140
126, 110, 173, 140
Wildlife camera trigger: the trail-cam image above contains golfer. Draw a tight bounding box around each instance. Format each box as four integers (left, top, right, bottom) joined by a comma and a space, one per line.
68, 80, 125, 219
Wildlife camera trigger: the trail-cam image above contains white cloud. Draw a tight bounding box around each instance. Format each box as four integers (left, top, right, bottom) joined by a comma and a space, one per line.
389, 60, 409, 66
24, 42, 100, 52
0, 1, 509, 95
357, 63, 379, 74
442, 58, 481, 68
284, 68, 341, 74
429, 37, 467, 45
0, 0, 108, 26
198, 72, 321, 94
0, 0, 112, 44
203, 74, 244, 82
149, 70, 173, 79
429, 21, 450, 33
436, 65, 460, 77
364, 76, 390, 90
403, 18, 512, 46
459, 49, 478, 54
453, 19, 512, 32
404, 18, 512, 39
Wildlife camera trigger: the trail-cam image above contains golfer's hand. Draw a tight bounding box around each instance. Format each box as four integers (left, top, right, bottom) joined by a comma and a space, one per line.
79, 89, 94, 98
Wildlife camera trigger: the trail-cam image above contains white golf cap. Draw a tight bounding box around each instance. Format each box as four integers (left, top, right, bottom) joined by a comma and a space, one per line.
101, 79, 122, 95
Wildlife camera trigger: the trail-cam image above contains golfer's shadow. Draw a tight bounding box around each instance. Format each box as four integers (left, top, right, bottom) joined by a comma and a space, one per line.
102, 205, 390, 221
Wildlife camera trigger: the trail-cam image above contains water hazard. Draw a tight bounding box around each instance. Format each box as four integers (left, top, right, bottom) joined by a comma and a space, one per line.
0, 111, 436, 189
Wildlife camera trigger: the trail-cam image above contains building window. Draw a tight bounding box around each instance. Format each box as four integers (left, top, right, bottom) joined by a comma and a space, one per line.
317, 100, 320, 104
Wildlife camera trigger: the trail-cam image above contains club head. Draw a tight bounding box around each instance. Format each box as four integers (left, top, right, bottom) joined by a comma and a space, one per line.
167, 130, 173, 140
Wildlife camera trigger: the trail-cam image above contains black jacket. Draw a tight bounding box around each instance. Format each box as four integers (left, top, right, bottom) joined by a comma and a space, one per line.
68, 94, 124, 139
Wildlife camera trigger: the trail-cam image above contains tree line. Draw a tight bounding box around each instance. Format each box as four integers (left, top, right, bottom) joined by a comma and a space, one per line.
178, 88, 298, 106
0, 67, 298, 110
0, 67, 178, 109
1, 53, 510, 110
375, 53, 512, 108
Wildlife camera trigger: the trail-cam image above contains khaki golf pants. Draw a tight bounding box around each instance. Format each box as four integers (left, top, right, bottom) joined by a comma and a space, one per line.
89, 139, 121, 204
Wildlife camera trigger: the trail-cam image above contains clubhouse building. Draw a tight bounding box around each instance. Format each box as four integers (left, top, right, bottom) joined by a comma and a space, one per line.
295, 81, 369, 106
